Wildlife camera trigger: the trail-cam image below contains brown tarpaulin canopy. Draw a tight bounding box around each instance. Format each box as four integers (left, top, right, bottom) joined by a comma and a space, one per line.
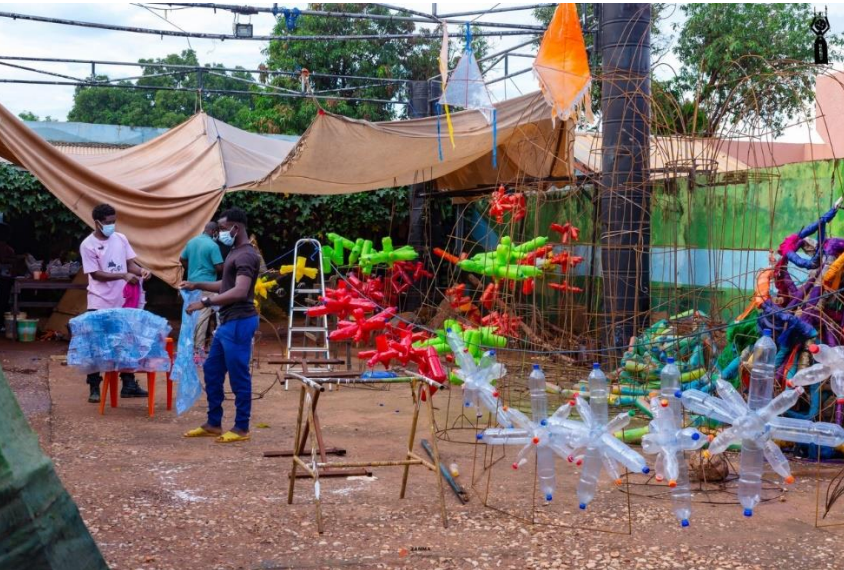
0, 91, 571, 286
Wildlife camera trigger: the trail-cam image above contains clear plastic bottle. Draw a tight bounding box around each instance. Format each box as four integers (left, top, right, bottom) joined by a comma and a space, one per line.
768, 416, 844, 446
808, 344, 844, 367
742, 329, 775, 517
673, 458, 693, 526
576, 447, 603, 509
588, 363, 608, 424
449, 462, 459, 478
660, 357, 682, 422
738, 439, 765, 516
536, 446, 556, 501
529, 364, 548, 423
748, 329, 776, 411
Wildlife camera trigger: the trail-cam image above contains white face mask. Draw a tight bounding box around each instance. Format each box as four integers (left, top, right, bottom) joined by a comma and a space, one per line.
218, 228, 235, 246
99, 222, 115, 237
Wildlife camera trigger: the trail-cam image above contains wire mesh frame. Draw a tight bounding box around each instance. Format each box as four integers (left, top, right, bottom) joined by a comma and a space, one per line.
466, 412, 635, 535
619, 450, 786, 507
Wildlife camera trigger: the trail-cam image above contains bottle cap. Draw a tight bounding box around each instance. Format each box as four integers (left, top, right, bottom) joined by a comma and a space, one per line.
545, 493, 553, 501
681, 519, 690, 527
579, 503, 587, 510
762, 329, 772, 336
489, 350, 496, 355
533, 364, 540, 370
691, 432, 701, 441
666, 357, 675, 364
592, 362, 600, 369
743, 508, 753, 517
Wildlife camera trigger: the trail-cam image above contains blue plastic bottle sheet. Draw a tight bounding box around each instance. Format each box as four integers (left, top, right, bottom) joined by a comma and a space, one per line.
172, 290, 203, 415
67, 309, 172, 374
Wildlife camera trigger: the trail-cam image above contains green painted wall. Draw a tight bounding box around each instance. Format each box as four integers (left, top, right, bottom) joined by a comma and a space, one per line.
476, 159, 844, 324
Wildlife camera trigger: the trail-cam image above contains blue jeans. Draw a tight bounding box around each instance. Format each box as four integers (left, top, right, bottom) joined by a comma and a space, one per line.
203, 315, 258, 432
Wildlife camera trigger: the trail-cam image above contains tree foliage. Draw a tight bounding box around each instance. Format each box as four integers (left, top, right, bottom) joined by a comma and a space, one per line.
672, 3, 839, 136
67, 50, 255, 128
535, 4, 839, 136
0, 164, 88, 259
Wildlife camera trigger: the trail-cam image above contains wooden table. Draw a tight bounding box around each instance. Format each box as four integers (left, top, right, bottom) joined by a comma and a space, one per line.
11, 278, 86, 340
275, 361, 449, 534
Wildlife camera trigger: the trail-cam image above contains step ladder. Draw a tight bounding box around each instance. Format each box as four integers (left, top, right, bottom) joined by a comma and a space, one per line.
285, 239, 332, 390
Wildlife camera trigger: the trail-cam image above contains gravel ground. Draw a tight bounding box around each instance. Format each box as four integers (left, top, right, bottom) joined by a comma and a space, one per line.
4, 338, 844, 570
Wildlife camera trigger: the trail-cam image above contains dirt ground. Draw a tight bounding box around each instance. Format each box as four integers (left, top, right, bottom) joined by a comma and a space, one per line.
4, 336, 844, 570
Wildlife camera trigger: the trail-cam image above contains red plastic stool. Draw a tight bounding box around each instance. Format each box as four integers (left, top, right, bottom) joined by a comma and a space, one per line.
99, 337, 175, 417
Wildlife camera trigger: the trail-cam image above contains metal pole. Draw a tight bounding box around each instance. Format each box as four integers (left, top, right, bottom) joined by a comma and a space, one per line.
406, 80, 431, 312
599, 3, 651, 358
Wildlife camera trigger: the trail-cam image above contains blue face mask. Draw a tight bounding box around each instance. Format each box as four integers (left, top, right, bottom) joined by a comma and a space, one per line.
217, 230, 234, 246
100, 223, 115, 238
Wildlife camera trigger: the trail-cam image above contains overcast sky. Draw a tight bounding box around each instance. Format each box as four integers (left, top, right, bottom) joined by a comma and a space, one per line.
0, 3, 840, 143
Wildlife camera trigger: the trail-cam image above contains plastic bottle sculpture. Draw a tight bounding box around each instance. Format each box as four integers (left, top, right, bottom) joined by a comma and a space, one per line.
559, 364, 650, 509
789, 344, 844, 424
550, 222, 580, 244
682, 329, 844, 516
279, 257, 318, 282
329, 307, 397, 343
416, 319, 507, 362
548, 282, 584, 294
480, 312, 523, 337
357, 325, 446, 395
307, 282, 376, 319
445, 328, 508, 421
253, 276, 278, 311
347, 273, 386, 304
479, 365, 577, 501
457, 236, 547, 281
322, 232, 363, 267
359, 237, 419, 275
445, 284, 482, 324
489, 185, 526, 224
641, 358, 705, 527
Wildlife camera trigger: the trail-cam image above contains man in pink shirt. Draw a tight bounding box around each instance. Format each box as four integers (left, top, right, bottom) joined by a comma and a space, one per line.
80, 203, 151, 403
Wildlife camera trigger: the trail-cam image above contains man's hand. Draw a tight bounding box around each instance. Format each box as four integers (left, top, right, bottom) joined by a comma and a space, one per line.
124, 273, 139, 285
180, 281, 196, 291
186, 301, 204, 314
140, 268, 151, 281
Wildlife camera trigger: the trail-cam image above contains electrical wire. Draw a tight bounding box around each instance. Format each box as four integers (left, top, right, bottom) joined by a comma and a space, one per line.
0, 11, 541, 42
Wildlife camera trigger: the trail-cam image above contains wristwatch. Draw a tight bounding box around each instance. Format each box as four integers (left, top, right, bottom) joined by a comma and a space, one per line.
201, 296, 212, 308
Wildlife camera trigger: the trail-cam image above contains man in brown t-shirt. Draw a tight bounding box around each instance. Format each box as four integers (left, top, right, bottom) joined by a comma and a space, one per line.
181, 207, 260, 443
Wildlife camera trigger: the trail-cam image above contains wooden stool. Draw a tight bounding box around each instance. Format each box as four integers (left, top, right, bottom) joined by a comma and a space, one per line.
99, 337, 175, 417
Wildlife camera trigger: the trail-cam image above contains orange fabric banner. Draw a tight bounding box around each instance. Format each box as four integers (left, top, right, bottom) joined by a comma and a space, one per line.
533, 3, 592, 122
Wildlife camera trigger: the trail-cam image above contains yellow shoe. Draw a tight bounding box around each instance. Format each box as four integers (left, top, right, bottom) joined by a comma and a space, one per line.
183, 426, 221, 438
215, 431, 251, 443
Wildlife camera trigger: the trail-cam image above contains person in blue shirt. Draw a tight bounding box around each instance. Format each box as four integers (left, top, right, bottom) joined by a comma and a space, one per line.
180, 222, 224, 353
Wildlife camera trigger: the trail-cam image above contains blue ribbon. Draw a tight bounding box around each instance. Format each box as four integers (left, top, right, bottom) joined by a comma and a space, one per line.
491, 109, 497, 168
436, 103, 444, 162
